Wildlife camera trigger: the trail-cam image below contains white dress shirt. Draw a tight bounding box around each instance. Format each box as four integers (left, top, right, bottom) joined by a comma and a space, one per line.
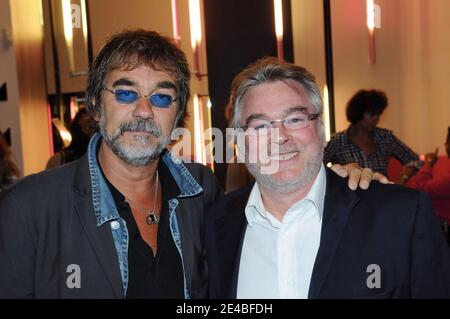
237, 164, 326, 299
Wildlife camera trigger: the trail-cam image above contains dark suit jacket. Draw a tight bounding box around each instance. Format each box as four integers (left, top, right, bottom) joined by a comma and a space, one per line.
208, 168, 450, 298
0, 155, 220, 298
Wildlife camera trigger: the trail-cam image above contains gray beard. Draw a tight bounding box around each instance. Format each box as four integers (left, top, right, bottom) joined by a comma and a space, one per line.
245, 146, 324, 194
99, 111, 171, 166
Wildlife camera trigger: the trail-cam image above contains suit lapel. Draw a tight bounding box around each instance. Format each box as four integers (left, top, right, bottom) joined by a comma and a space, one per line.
308, 169, 360, 298
218, 184, 253, 298
220, 172, 359, 299
72, 157, 124, 298
230, 212, 248, 298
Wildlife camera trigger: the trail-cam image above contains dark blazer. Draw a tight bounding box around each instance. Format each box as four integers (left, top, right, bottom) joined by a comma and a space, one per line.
0, 155, 220, 298
209, 168, 450, 298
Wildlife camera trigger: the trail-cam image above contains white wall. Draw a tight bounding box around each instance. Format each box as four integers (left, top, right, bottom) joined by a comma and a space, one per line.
0, 0, 51, 175
292, 0, 450, 156
88, 0, 173, 53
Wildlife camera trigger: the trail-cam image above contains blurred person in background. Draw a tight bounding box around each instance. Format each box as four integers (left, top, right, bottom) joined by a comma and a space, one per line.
399, 126, 450, 241
324, 89, 419, 177
46, 108, 97, 169
224, 102, 255, 193
0, 130, 20, 191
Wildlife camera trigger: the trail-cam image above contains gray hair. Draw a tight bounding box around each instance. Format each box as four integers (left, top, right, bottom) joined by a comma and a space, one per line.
229, 57, 324, 140
86, 29, 190, 128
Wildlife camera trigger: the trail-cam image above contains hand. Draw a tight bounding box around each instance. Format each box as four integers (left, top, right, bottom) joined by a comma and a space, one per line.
330, 163, 390, 190
424, 148, 438, 167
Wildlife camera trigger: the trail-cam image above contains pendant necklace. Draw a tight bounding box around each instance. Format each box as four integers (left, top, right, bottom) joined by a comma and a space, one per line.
126, 172, 159, 225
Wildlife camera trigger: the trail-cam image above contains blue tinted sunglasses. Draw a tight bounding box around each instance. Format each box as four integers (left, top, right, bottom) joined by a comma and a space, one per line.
103, 88, 176, 108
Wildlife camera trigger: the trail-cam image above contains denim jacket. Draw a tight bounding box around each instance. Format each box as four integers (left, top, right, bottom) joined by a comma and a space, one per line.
0, 133, 219, 298
88, 133, 203, 298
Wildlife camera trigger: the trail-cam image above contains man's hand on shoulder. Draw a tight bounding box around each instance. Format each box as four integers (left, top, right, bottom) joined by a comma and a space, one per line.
330, 163, 391, 190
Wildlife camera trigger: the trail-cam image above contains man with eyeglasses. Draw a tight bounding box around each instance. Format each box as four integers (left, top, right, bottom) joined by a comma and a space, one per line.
0, 30, 221, 298
207, 57, 450, 299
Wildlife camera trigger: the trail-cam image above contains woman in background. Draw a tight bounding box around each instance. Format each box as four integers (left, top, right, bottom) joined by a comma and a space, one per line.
224, 103, 254, 193
0, 130, 20, 191
402, 126, 450, 226
324, 89, 419, 177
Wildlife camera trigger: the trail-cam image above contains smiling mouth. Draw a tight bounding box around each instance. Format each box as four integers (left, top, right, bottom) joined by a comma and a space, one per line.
268, 152, 299, 161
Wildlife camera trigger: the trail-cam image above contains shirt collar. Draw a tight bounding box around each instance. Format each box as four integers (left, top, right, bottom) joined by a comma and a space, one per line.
245, 183, 267, 227
87, 133, 203, 227
301, 163, 326, 220
99, 151, 181, 206
245, 164, 326, 227
160, 149, 203, 198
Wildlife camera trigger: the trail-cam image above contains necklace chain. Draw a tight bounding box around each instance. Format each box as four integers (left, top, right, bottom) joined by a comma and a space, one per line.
125, 171, 159, 225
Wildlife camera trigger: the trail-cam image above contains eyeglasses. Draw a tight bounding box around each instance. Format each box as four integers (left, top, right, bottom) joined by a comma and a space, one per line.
243, 112, 320, 133
103, 88, 177, 108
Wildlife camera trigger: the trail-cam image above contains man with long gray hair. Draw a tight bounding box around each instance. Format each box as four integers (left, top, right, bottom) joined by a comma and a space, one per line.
0, 30, 221, 298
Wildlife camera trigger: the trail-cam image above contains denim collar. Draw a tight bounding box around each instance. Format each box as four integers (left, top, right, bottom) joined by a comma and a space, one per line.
87, 133, 203, 227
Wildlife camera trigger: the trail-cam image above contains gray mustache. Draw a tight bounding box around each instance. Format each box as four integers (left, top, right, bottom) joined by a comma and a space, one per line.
119, 120, 161, 138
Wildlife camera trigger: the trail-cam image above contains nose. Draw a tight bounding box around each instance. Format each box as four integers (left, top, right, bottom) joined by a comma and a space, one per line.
271, 122, 290, 145
132, 96, 155, 120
